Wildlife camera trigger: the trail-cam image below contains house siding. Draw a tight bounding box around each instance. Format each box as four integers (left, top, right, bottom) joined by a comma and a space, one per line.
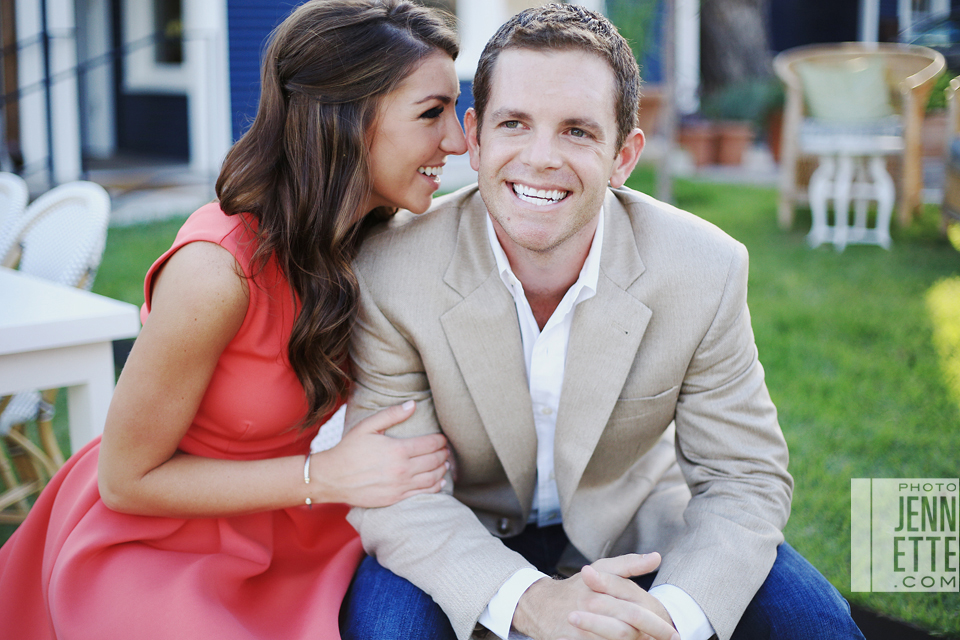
226, 0, 293, 141
769, 0, 858, 52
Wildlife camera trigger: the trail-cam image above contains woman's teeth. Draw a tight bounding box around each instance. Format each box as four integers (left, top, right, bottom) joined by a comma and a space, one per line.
513, 183, 567, 206
418, 166, 443, 177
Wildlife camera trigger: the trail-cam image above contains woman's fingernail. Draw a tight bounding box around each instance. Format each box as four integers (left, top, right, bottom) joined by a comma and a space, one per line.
402, 400, 415, 411
445, 461, 451, 470
440, 478, 447, 489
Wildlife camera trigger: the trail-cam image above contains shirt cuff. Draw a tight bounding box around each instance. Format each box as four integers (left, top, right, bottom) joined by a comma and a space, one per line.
478, 568, 547, 640
649, 584, 716, 640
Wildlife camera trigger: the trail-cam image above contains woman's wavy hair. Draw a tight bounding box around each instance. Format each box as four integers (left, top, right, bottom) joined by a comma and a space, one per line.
216, 0, 458, 427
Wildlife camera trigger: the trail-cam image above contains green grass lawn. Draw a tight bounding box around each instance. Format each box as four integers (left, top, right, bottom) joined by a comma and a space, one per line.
622, 170, 960, 636
92, 215, 192, 309
3, 169, 959, 634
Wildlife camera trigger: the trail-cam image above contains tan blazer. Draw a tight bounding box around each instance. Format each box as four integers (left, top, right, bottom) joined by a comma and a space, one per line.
346, 185, 793, 640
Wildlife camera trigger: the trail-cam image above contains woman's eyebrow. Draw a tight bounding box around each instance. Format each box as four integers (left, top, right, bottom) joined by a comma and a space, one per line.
415, 94, 454, 105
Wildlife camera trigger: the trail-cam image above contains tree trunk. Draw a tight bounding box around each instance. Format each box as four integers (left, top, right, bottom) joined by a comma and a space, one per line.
700, 0, 773, 94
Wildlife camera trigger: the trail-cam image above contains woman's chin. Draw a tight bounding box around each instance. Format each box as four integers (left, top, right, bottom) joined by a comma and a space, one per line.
403, 197, 433, 215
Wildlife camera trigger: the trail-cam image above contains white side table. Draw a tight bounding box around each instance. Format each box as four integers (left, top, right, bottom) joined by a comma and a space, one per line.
0, 268, 141, 453
801, 121, 903, 251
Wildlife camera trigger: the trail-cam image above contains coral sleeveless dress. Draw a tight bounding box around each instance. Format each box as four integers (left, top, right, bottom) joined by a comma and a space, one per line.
0, 203, 364, 639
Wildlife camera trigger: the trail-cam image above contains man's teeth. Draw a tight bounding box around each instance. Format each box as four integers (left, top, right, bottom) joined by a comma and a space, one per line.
418, 166, 443, 177
513, 183, 567, 205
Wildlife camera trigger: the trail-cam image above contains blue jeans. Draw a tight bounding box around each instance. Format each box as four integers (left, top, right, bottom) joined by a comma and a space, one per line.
340, 527, 864, 640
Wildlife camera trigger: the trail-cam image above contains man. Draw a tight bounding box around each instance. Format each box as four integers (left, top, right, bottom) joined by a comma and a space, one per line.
340, 5, 864, 640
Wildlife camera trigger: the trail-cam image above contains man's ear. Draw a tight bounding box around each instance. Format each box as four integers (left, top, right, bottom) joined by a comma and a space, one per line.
464, 108, 481, 172
609, 128, 645, 188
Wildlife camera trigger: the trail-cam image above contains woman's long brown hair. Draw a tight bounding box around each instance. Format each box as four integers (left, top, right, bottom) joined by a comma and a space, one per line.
216, 0, 458, 427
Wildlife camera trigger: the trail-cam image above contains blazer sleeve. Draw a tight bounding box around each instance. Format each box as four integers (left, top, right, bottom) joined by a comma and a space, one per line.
652, 241, 793, 640
346, 268, 534, 640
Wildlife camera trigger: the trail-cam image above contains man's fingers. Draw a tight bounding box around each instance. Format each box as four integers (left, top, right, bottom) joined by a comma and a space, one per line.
568, 606, 679, 640
565, 610, 633, 640
577, 566, 678, 640
581, 565, 647, 602
590, 552, 661, 579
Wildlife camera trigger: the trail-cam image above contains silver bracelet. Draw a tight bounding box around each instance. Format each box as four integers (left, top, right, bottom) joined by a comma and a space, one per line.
304, 453, 313, 508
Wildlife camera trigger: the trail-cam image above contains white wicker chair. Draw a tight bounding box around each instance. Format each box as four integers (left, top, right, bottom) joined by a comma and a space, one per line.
942, 77, 960, 234
775, 43, 945, 232
0, 172, 29, 267
0, 181, 111, 522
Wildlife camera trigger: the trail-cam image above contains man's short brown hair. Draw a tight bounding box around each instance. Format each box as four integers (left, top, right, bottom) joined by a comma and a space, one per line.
471, 3, 640, 151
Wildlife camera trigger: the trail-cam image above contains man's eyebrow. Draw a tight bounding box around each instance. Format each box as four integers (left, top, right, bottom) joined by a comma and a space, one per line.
488, 109, 604, 134
489, 108, 531, 121
560, 117, 603, 133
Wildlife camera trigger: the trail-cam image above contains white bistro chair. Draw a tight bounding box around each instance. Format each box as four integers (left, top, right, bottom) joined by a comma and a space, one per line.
0, 172, 29, 266
775, 43, 945, 249
0, 181, 111, 522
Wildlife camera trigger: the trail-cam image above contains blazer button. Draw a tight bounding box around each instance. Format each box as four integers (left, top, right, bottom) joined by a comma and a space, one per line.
497, 517, 511, 534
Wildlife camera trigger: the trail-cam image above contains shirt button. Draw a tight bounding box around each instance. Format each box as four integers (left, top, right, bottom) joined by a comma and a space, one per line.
541, 406, 553, 416
497, 517, 511, 534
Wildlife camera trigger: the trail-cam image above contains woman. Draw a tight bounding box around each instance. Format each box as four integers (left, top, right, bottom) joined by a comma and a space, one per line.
0, 1, 466, 637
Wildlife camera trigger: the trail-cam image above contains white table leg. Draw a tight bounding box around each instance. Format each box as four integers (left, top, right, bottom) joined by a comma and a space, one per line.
65, 343, 116, 453
833, 155, 856, 251
0, 341, 116, 453
851, 158, 870, 242
808, 155, 836, 248
868, 155, 895, 249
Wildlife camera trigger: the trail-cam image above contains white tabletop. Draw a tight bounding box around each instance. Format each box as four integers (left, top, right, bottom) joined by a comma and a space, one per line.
0, 267, 141, 355
0, 266, 141, 452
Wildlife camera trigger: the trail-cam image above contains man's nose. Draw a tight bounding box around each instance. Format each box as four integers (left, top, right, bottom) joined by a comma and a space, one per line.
521, 131, 562, 170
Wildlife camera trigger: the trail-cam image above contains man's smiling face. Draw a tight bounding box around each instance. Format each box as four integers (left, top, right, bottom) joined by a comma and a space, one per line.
464, 47, 642, 261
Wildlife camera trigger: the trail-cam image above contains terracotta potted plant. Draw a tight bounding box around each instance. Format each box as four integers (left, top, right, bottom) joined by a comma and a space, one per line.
606, 0, 662, 135
638, 85, 665, 137
714, 121, 754, 166
923, 71, 957, 159
677, 117, 717, 167
758, 80, 785, 163
700, 81, 757, 166
699, 79, 783, 166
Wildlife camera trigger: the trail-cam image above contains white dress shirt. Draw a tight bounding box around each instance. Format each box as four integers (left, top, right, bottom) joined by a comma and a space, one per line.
477, 211, 715, 640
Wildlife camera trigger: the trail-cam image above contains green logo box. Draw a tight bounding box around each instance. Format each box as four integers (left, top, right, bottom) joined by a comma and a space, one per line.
851, 478, 959, 592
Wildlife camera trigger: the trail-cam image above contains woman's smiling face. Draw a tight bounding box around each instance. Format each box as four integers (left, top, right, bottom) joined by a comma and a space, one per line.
366, 52, 467, 214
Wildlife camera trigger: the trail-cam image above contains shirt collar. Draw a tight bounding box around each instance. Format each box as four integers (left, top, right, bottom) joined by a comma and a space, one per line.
484, 204, 604, 301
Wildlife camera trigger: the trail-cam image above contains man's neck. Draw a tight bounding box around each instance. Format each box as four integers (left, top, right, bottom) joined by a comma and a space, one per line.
494, 220, 598, 330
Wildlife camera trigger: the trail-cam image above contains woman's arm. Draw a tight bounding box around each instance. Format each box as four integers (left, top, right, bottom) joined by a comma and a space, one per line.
98, 241, 448, 518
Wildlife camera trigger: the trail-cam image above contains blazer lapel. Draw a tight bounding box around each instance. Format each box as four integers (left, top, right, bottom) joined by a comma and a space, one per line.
440, 202, 538, 513
555, 192, 652, 510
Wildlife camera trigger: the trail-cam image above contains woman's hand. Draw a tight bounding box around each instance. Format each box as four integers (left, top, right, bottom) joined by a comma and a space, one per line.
311, 401, 450, 508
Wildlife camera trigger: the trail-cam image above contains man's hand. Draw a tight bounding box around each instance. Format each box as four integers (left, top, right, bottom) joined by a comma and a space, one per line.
512, 553, 680, 640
